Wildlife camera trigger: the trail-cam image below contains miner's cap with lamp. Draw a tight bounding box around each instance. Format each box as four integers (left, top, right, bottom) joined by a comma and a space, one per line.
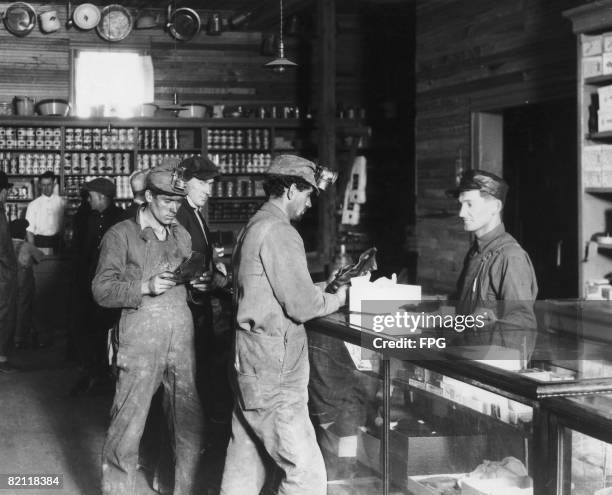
265, 154, 337, 192
146, 165, 187, 197
446, 169, 509, 203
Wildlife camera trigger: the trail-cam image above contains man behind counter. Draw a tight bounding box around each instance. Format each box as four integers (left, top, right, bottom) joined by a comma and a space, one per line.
25, 171, 66, 253
446, 170, 538, 334
221, 155, 347, 495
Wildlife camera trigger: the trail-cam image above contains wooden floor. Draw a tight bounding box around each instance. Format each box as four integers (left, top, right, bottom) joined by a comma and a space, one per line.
0, 337, 222, 495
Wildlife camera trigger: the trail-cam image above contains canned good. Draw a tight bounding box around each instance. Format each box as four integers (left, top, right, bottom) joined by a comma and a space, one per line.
93, 128, 102, 148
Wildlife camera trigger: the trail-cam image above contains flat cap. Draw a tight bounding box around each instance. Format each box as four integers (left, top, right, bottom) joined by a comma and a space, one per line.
84, 177, 116, 198
181, 156, 219, 181
265, 154, 318, 190
146, 165, 187, 197
446, 169, 508, 203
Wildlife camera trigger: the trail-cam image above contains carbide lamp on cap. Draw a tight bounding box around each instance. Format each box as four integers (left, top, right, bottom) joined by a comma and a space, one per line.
170, 165, 187, 193
315, 166, 337, 191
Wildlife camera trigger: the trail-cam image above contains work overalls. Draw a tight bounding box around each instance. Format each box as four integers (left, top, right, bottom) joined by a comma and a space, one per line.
221, 203, 341, 495
95, 221, 205, 495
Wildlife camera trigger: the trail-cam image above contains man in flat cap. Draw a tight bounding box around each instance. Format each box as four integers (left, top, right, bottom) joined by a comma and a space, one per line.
447, 169, 538, 334
221, 155, 347, 495
71, 177, 124, 394
175, 155, 231, 445
93, 165, 204, 495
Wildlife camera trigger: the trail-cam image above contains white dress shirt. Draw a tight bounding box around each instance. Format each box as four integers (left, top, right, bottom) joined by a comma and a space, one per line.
25, 194, 66, 236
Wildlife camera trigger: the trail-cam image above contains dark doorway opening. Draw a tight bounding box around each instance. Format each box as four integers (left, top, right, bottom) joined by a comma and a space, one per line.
503, 99, 578, 299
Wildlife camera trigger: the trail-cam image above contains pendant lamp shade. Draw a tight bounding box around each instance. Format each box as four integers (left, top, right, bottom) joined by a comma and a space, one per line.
265, 0, 296, 73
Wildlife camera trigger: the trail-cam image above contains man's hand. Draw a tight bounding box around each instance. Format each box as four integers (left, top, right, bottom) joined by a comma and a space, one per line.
190, 270, 227, 293
336, 283, 348, 307
143, 271, 177, 296
473, 307, 498, 326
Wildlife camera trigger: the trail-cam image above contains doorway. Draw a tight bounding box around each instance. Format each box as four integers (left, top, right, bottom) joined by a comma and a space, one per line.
503, 99, 578, 299
473, 99, 578, 299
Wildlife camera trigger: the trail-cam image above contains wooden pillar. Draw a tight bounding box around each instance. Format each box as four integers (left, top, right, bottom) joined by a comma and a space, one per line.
317, 0, 336, 264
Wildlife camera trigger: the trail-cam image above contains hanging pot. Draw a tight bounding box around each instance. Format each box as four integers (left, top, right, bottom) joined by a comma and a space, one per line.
135, 12, 158, 29
177, 104, 209, 118
39, 9, 60, 33
72, 3, 101, 30
166, 6, 200, 41
3, 2, 36, 37
97, 5, 132, 42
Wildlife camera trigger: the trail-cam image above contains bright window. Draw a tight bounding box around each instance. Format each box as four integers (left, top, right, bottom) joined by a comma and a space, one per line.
73, 50, 154, 118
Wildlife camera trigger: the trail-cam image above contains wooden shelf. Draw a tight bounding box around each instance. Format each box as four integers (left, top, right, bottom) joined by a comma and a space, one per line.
585, 187, 612, 194
5, 173, 52, 177
393, 377, 532, 436
208, 148, 270, 152
584, 74, 612, 85
0, 148, 60, 152
587, 131, 612, 139
65, 148, 135, 153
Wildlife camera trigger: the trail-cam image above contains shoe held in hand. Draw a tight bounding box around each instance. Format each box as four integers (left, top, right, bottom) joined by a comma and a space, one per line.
326, 247, 378, 294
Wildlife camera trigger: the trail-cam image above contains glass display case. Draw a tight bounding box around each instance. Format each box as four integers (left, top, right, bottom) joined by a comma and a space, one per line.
306, 301, 612, 495
543, 394, 612, 495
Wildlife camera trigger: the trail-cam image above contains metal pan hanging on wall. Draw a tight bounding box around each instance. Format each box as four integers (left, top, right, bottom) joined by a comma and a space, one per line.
3, 2, 36, 37
97, 4, 133, 42
167, 6, 200, 41
72, 3, 101, 30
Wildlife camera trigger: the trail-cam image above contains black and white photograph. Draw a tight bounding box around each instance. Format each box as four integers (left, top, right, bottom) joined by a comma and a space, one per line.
1, 1, 612, 494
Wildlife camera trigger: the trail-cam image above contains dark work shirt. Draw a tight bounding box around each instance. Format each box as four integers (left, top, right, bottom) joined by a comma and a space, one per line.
176, 198, 212, 269
77, 203, 125, 286
455, 223, 538, 330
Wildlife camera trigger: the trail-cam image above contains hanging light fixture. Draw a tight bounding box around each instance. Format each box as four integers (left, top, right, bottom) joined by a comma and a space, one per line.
264, 0, 297, 73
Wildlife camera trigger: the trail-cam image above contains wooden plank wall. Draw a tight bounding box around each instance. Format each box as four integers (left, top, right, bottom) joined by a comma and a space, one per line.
0, 3, 366, 111
414, 0, 581, 294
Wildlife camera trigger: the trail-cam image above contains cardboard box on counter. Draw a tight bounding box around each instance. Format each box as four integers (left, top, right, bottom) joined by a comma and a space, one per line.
348, 273, 421, 331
